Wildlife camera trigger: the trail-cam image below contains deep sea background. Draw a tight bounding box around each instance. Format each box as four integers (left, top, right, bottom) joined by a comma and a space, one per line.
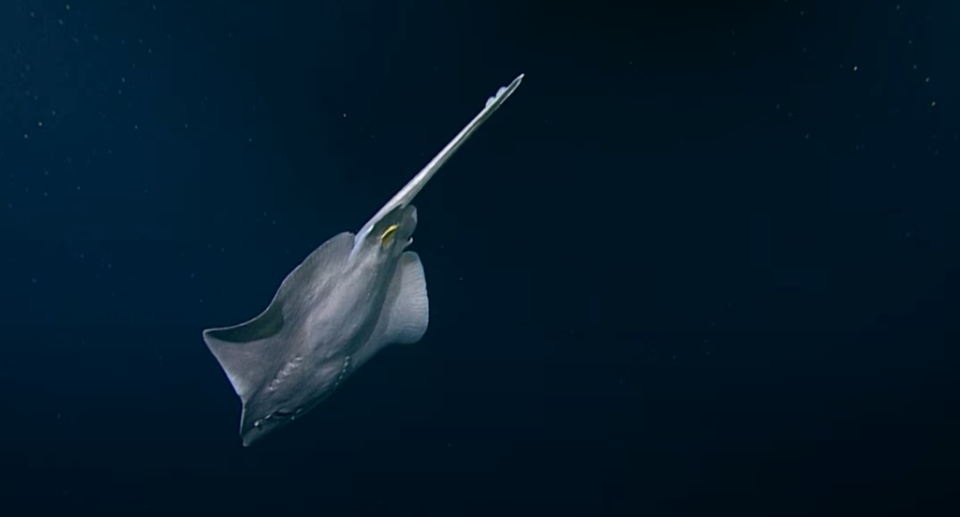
1, 0, 958, 514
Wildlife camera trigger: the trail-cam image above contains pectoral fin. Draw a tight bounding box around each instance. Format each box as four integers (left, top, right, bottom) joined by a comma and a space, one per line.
202, 302, 284, 401
351, 251, 430, 367
202, 232, 356, 400
382, 251, 429, 345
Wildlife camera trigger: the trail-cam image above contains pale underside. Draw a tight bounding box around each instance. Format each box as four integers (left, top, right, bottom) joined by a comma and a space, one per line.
202, 74, 524, 446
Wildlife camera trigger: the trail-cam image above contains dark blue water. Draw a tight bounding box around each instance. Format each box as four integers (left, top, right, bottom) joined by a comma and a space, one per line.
1, 0, 957, 513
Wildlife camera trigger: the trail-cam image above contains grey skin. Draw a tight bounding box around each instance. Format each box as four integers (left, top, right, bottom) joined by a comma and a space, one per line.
202, 74, 524, 446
